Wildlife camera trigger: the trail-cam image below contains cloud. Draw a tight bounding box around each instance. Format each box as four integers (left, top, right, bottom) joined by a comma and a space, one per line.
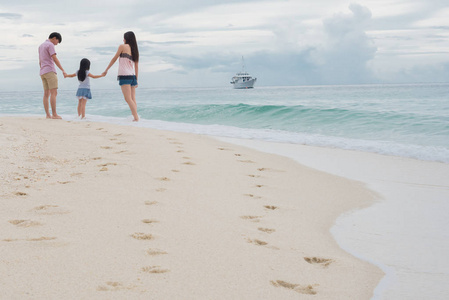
87, 46, 118, 55
315, 3, 377, 83
0, 13, 21, 19
0, 0, 448, 91
133, 3, 378, 86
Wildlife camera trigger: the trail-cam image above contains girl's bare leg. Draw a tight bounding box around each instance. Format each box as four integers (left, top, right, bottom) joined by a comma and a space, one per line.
121, 85, 139, 121
80, 99, 87, 119
77, 99, 82, 117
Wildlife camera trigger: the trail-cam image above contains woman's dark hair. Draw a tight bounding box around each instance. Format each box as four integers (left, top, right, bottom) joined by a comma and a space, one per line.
49, 32, 62, 43
124, 31, 139, 62
77, 58, 91, 81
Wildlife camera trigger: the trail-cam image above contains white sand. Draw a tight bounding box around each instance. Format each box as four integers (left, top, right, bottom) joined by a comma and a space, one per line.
0, 117, 382, 299
218, 137, 449, 299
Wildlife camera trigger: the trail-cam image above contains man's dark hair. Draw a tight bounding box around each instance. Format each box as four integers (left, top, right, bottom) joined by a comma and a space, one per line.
48, 32, 62, 43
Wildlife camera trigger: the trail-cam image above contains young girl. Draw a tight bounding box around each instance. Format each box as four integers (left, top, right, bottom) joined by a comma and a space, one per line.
67, 58, 104, 119
102, 31, 139, 121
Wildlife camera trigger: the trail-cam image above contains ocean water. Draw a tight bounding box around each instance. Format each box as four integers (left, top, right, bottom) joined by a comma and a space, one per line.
1, 83, 449, 299
1, 83, 448, 162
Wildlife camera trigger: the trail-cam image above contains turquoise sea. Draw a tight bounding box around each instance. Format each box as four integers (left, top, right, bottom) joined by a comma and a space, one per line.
1, 83, 449, 299
1, 83, 449, 163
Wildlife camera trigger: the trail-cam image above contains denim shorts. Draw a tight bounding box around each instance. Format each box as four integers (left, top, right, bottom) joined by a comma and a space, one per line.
118, 75, 138, 86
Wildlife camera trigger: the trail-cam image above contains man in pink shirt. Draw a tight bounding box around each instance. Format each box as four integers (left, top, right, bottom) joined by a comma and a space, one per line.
38, 32, 67, 119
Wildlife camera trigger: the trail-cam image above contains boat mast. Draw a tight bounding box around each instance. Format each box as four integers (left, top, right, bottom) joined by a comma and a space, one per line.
241, 56, 246, 73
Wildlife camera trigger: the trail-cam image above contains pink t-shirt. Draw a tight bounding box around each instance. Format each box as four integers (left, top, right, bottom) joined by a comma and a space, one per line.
38, 40, 57, 75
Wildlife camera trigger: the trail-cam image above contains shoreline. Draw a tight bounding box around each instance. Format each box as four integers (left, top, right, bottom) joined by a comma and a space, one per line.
0, 116, 383, 299
218, 137, 449, 299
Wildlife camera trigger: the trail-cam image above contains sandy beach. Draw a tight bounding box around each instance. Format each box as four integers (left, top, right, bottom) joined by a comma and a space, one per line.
0, 117, 383, 299
220, 137, 449, 299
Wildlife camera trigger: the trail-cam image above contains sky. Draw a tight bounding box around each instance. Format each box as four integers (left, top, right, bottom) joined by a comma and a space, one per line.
0, 0, 448, 91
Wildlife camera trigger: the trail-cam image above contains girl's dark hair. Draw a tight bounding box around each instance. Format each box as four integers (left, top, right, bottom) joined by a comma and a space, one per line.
124, 31, 139, 62
77, 58, 91, 81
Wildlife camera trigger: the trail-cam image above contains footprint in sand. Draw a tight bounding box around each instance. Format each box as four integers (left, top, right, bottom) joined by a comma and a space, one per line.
248, 174, 261, 178
217, 147, 232, 151
234, 153, 242, 156
146, 248, 168, 256
239, 159, 255, 163
155, 188, 167, 192
264, 205, 278, 210
33, 205, 70, 215
141, 219, 158, 224
271, 280, 318, 295
114, 150, 128, 154
100, 146, 112, 150
144, 201, 158, 205
3, 238, 19, 242
98, 163, 117, 172
156, 177, 170, 181
3, 237, 56, 242
304, 257, 334, 268
26, 236, 57, 242
247, 238, 268, 246
97, 281, 136, 292
258, 227, 276, 234
258, 167, 285, 173
240, 215, 262, 222
141, 266, 169, 274
14, 191, 27, 196
176, 150, 185, 153
131, 232, 154, 240
182, 161, 195, 165
9, 220, 43, 227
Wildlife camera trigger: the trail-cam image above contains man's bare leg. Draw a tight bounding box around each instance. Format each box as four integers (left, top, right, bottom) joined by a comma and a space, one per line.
43, 90, 52, 118
49, 88, 62, 119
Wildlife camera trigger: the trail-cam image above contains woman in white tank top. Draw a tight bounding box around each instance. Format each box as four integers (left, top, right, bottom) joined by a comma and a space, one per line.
103, 31, 140, 121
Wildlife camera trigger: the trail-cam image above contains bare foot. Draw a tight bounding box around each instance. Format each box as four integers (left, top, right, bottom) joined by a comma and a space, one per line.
132, 118, 139, 122
52, 115, 62, 119
46, 115, 52, 119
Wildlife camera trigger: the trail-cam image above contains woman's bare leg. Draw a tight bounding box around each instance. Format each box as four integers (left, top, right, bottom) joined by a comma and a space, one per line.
121, 85, 139, 121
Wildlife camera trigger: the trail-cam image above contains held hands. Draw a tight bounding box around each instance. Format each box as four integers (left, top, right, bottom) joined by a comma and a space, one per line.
102, 71, 108, 77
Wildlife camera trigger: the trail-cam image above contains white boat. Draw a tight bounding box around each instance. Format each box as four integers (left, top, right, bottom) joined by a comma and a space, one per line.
230, 57, 257, 89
